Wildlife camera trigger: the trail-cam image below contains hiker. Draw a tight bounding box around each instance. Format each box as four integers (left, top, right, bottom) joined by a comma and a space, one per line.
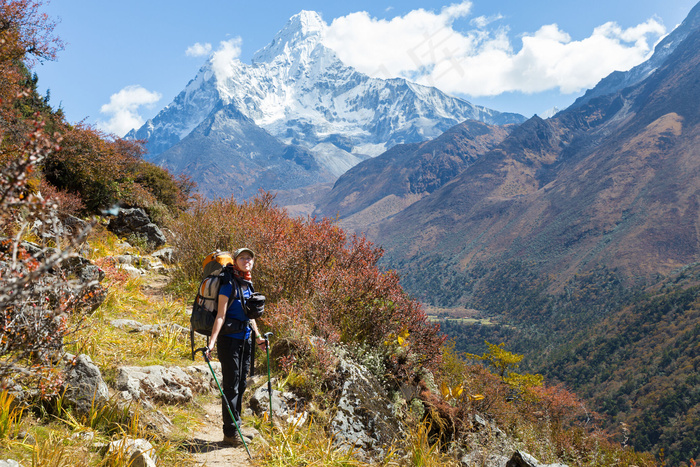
206, 247, 266, 446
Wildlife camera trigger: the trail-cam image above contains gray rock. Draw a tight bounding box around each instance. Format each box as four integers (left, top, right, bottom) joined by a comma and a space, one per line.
461, 452, 510, 467
107, 208, 166, 248
116, 364, 220, 406
63, 354, 110, 415
119, 264, 144, 278
104, 438, 157, 467
78, 264, 105, 283
0, 460, 23, 467
151, 247, 175, 264
505, 451, 570, 467
110, 319, 188, 337
250, 381, 308, 426
330, 356, 402, 460
115, 254, 151, 270
63, 215, 89, 233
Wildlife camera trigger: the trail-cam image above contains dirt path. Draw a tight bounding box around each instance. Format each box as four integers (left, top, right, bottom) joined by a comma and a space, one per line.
185, 401, 255, 466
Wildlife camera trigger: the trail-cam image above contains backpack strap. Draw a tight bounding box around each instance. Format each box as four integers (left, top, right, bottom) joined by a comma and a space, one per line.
219, 269, 235, 312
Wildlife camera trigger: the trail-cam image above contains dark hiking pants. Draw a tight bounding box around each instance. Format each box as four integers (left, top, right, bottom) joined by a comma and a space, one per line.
217, 334, 252, 437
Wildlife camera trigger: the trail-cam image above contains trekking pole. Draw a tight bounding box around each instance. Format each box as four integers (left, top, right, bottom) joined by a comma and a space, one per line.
194, 347, 252, 460
264, 332, 274, 430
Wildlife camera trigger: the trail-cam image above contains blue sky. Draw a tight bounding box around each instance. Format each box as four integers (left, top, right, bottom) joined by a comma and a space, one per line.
35, 1, 698, 136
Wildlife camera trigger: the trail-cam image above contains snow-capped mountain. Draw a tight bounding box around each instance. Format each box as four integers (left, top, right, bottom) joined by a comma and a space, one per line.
127, 10, 526, 198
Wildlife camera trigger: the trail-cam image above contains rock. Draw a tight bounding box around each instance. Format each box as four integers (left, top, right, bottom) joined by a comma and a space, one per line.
119, 264, 144, 278
505, 451, 569, 467
330, 356, 402, 460
63, 214, 89, 233
71, 431, 95, 442
78, 264, 106, 283
140, 408, 175, 435
0, 460, 23, 467
115, 254, 151, 270
250, 382, 308, 426
151, 247, 175, 264
461, 452, 510, 467
107, 208, 166, 248
20, 243, 108, 313
104, 438, 157, 467
110, 319, 188, 337
61, 254, 106, 283
63, 354, 110, 415
116, 364, 221, 406
31, 215, 86, 242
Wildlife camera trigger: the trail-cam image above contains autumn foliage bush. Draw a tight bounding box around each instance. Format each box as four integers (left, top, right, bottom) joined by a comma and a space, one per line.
41, 124, 194, 217
170, 193, 445, 384
431, 342, 658, 466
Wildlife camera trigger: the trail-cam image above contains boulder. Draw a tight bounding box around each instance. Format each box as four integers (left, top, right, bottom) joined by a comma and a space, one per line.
31, 214, 89, 242
461, 452, 510, 467
116, 364, 220, 407
103, 438, 157, 467
13, 241, 108, 313
151, 247, 175, 264
115, 254, 151, 270
249, 381, 308, 426
505, 451, 569, 467
61, 254, 106, 283
330, 356, 402, 460
110, 319, 188, 337
107, 208, 166, 248
63, 354, 110, 414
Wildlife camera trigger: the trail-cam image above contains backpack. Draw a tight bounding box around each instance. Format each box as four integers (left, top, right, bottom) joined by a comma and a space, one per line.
189, 250, 266, 358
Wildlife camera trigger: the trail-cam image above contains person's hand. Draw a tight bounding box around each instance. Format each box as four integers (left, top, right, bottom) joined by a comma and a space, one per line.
256, 336, 266, 348
205, 346, 213, 360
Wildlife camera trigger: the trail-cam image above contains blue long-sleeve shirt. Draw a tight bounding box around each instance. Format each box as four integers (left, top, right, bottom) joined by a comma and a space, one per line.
218, 280, 252, 339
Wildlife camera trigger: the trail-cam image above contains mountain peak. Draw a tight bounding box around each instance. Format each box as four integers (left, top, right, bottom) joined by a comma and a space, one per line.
252, 10, 326, 63
290, 10, 325, 35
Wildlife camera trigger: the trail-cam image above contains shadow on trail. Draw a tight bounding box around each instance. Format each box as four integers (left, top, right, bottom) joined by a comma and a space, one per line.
181, 438, 229, 453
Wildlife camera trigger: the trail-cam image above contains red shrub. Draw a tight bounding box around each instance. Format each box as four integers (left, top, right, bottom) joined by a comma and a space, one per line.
171, 193, 445, 382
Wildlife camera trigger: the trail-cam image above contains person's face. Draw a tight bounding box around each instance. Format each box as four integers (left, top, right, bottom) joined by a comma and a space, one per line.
236, 252, 254, 272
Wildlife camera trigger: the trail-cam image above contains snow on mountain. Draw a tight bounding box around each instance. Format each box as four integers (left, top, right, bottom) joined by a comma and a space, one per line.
127, 10, 526, 196
541, 107, 560, 119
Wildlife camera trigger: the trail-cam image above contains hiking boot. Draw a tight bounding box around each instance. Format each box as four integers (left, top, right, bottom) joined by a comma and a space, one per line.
222, 434, 242, 446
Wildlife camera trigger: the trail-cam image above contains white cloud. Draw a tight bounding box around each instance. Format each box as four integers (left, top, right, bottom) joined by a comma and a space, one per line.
98, 85, 162, 136
186, 42, 212, 57
324, 4, 474, 80
470, 14, 503, 29
210, 37, 243, 83
323, 3, 666, 97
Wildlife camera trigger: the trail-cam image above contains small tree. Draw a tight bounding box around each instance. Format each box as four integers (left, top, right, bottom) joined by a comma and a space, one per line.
466, 341, 523, 379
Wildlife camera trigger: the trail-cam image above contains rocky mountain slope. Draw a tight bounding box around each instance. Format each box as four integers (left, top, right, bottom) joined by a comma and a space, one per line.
314, 120, 515, 234
127, 11, 525, 199
572, 1, 700, 108
375, 20, 700, 305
